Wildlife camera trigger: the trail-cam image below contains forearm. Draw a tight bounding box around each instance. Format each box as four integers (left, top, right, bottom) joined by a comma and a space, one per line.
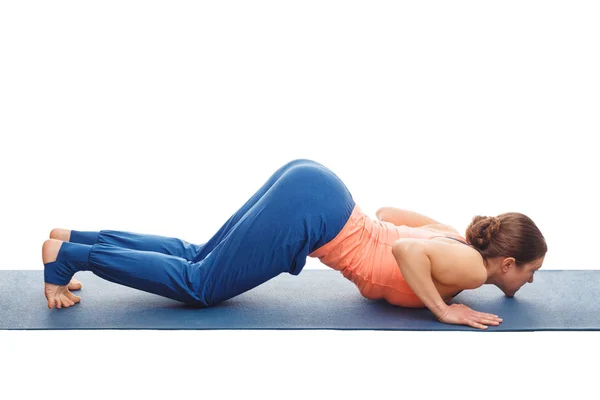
393, 246, 449, 319
376, 207, 440, 227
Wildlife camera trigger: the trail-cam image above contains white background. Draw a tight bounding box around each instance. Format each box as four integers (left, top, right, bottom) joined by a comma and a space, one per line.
1, 1, 598, 399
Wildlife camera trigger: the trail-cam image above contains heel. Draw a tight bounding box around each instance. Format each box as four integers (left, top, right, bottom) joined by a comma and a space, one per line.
43, 242, 92, 285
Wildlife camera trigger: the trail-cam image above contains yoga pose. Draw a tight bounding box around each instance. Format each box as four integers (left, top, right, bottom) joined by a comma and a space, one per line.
42, 158, 547, 329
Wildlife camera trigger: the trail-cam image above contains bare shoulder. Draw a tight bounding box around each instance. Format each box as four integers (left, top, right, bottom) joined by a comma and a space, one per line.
393, 237, 487, 289
429, 238, 486, 288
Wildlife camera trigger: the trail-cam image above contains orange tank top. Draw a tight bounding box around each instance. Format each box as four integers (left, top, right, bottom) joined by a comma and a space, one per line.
308, 203, 468, 308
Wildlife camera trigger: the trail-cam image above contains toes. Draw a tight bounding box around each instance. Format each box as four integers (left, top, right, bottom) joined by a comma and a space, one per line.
65, 291, 81, 303
67, 279, 82, 291
46, 285, 81, 309
60, 295, 72, 307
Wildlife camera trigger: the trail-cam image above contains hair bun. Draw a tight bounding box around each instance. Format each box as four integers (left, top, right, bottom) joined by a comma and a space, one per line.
466, 215, 501, 249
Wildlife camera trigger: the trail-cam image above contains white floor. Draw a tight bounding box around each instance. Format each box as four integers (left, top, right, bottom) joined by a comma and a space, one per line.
2, 1, 598, 398
1, 330, 597, 399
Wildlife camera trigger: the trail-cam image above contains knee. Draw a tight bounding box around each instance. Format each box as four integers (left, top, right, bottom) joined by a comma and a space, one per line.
197, 290, 224, 308
185, 289, 213, 308
188, 297, 213, 308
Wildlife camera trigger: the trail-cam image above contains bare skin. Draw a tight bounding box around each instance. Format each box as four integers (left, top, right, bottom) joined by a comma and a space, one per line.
49, 228, 71, 242
422, 224, 544, 300
49, 228, 82, 291
43, 232, 83, 309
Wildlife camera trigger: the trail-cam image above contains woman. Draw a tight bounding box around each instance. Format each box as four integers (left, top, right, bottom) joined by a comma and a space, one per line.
42, 158, 547, 330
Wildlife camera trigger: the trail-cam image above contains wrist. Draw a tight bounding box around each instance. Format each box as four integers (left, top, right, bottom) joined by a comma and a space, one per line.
432, 302, 449, 319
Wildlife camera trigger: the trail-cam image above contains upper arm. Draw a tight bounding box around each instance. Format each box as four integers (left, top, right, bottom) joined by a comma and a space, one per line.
392, 239, 487, 289
418, 223, 461, 236
376, 207, 441, 227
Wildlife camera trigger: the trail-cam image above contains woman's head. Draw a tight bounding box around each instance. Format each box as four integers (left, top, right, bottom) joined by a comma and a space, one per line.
466, 212, 548, 297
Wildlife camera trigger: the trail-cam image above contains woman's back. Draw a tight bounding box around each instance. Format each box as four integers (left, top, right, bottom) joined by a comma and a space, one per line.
309, 204, 469, 307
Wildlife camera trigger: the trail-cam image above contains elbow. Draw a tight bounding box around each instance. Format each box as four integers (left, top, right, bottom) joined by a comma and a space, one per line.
392, 243, 406, 257
392, 239, 421, 265
392, 241, 422, 259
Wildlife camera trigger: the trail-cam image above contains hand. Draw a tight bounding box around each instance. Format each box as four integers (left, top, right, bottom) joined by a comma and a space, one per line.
437, 304, 502, 330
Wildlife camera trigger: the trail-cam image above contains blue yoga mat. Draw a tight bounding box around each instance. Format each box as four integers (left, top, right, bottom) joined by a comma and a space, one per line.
1, 269, 598, 331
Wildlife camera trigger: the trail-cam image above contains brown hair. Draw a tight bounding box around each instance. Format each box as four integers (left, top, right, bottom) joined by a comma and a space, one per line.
465, 212, 547, 268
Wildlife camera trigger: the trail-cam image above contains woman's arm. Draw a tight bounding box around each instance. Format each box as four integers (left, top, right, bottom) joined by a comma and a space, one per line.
393, 239, 500, 329
391, 239, 487, 318
376, 207, 440, 227
392, 243, 449, 318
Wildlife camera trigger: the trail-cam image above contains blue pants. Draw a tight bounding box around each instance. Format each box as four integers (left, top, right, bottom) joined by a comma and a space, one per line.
44, 159, 355, 307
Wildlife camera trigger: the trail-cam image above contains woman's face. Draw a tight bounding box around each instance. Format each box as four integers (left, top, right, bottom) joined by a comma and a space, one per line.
500, 256, 545, 297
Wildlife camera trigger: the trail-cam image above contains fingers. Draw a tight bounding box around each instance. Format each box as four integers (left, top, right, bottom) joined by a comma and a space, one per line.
444, 304, 503, 330
475, 311, 503, 322
465, 318, 489, 329
469, 311, 503, 330
463, 306, 501, 319
476, 318, 502, 329
468, 318, 495, 330
476, 315, 502, 326
478, 319, 499, 327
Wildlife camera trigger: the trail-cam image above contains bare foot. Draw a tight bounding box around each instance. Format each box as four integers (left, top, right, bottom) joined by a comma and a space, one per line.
47, 231, 83, 291
44, 282, 81, 309
68, 278, 83, 291
49, 228, 71, 242
42, 239, 81, 309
